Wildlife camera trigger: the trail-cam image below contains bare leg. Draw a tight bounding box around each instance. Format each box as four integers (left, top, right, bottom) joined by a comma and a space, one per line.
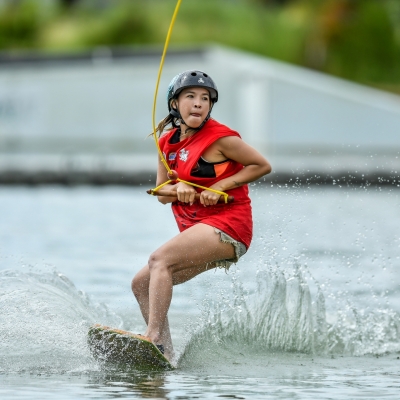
131, 224, 235, 360
132, 267, 175, 358
132, 260, 220, 359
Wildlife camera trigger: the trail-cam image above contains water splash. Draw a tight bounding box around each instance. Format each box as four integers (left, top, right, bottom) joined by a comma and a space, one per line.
0, 268, 122, 373
1, 266, 398, 374
327, 306, 400, 356
180, 266, 400, 367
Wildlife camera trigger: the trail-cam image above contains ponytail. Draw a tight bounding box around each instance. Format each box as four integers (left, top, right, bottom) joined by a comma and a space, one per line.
149, 114, 175, 138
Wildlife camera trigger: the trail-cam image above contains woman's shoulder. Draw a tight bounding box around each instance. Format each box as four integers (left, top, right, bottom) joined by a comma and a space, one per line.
206, 119, 241, 138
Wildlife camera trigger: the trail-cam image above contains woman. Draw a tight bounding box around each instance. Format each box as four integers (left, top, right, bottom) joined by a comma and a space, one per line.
132, 70, 271, 361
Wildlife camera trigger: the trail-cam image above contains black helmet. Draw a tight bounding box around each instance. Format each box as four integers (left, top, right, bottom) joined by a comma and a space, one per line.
167, 70, 218, 112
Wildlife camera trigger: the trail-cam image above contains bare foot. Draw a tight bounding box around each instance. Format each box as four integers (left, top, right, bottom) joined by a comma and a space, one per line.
164, 348, 175, 362
144, 331, 174, 361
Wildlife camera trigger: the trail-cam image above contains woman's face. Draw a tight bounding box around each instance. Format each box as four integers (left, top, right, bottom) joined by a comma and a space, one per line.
174, 87, 211, 128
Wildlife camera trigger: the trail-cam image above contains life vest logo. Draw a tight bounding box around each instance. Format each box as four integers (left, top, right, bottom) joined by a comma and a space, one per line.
168, 152, 177, 161
179, 148, 189, 162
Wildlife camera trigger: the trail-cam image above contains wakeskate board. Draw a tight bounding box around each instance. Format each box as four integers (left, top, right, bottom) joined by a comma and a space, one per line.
88, 324, 173, 370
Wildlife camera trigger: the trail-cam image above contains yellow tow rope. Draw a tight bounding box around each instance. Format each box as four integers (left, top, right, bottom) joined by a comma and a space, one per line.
148, 0, 229, 203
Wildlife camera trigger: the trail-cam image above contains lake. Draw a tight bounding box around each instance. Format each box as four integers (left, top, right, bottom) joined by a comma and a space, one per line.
0, 184, 399, 399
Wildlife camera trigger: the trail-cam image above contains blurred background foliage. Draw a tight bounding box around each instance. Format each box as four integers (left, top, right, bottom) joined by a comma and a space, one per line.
0, 0, 399, 93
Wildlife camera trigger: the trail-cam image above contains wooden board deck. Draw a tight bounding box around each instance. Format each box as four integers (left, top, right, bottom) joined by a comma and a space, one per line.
88, 324, 173, 370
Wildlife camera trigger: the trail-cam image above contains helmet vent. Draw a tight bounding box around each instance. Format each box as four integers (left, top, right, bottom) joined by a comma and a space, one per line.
203, 73, 208, 77
191, 72, 197, 76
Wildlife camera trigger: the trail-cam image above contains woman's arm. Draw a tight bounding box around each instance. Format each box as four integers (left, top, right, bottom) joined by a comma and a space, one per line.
155, 136, 271, 206
200, 136, 272, 206
214, 136, 271, 190
155, 155, 177, 204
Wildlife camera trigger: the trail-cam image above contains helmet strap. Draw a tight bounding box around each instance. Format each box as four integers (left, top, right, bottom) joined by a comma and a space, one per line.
170, 107, 180, 119
170, 107, 185, 128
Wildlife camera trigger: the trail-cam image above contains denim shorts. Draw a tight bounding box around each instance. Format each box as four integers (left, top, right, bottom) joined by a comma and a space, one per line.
210, 228, 247, 270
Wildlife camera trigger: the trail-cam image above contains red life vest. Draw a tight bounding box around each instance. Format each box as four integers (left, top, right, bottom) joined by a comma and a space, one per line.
159, 118, 253, 249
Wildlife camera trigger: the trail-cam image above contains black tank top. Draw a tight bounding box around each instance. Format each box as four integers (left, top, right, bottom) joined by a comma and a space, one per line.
169, 129, 230, 178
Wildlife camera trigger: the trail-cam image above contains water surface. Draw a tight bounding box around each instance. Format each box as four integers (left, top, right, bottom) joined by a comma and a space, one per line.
0, 185, 399, 399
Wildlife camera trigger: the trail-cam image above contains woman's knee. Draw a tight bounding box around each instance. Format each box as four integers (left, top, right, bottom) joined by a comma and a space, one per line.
148, 250, 173, 275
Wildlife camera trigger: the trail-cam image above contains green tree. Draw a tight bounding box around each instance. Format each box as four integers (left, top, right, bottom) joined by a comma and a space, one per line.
0, 1, 40, 49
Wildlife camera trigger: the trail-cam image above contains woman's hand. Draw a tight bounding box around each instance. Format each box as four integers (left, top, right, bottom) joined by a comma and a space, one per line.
175, 182, 197, 205
200, 187, 222, 207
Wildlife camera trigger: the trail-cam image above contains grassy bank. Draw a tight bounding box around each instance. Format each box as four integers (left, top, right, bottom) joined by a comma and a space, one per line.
1, 0, 399, 92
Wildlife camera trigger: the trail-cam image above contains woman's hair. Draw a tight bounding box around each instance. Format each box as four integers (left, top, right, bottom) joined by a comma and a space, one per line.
153, 114, 175, 137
